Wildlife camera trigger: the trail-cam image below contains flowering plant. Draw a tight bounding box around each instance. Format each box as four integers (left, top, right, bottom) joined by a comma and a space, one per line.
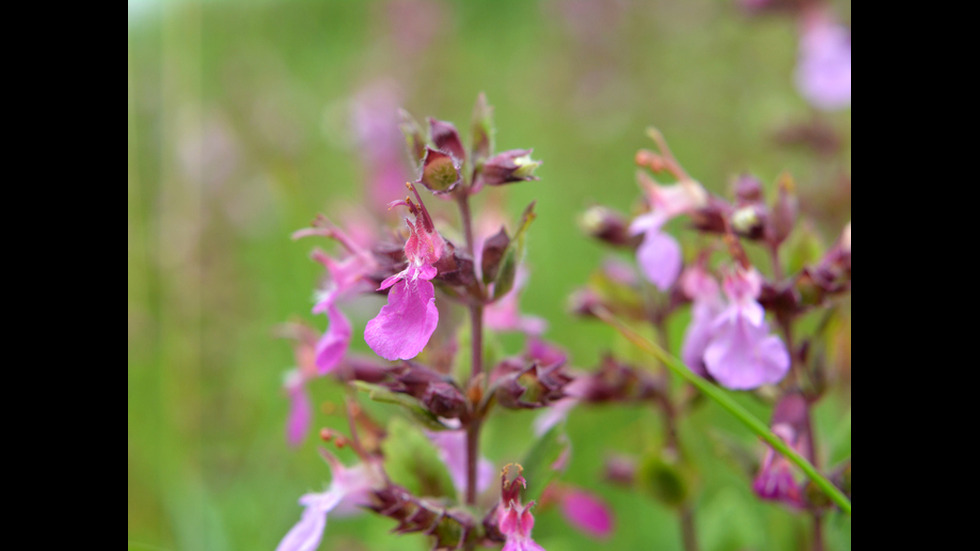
274, 95, 850, 551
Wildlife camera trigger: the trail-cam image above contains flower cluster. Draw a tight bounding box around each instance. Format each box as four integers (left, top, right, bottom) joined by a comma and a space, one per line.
275, 96, 617, 551
572, 127, 851, 526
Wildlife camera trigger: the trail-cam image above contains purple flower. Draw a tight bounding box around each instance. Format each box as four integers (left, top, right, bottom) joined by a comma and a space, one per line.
680, 265, 725, 377
795, 13, 851, 111
752, 393, 812, 507
752, 423, 805, 507
703, 268, 790, 389
365, 185, 443, 360
276, 451, 381, 551
630, 174, 707, 290
557, 487, 613, 539
426, 425, 494, 498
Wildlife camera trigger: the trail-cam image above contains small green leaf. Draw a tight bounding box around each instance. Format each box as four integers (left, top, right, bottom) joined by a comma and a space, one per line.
351, 381, 450, 431
519, 422, 569, 503
381, 417, 456, 498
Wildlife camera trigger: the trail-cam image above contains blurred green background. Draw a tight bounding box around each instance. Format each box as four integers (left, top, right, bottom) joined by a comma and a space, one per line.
128, 1, 851, 549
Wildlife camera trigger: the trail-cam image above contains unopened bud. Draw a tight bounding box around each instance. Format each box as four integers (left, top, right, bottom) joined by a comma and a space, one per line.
635, 149, 667, 172
475, 149, 541, 188
422, 381, 468, 419
770, 175, 798, 245
734, 174, 764, 203
579, 206, 636, 247
732, 206, 761, 234
418, 147, 461, 193
428, 117, 466, 162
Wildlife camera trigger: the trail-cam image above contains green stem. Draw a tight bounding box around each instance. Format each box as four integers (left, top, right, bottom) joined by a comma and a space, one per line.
594, 306, 852, 515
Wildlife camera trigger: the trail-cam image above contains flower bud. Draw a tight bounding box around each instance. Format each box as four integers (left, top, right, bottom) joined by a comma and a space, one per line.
422, 381, 468, 419
418, 147, 461, 193
428, 117, 466, 162
579, 206, 639, 247
734, 174, 764, 203
475, 149, 541, 188
769, 174, 798, 245
480, 227, 510, 284
493, 359, 572, 410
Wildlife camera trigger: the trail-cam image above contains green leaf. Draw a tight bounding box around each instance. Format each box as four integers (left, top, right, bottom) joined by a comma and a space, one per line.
381, 417, 457, 499
637, 451, 690, 508
351, 381, 450, 431
470, 92, 495, 165
518, 421, 569, 504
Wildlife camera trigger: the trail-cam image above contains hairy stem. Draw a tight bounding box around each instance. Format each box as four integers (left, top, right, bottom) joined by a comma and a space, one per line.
812, 513, 824, 551
681, 505, 699, 551
456, 191, 485, 507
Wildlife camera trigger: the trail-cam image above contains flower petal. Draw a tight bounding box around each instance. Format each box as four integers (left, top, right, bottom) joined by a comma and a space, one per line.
286, 385, 312, 448
636, 226, 682, 291
315, 304, 351, 374
704, 316, 789, 390
560, 488, 614, 539
365, 271, 439, 361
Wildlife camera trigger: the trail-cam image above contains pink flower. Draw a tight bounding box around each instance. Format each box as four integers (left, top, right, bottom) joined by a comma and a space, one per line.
630, 174, 707, 291
295, 218, 377, 374
680, 265, 725, 377
557, 487, 613, 539
276, 451, 381, 551
703, 268, 790, 390
498, 466, 546, 551
795, 12, 851, 111
276, 322, 321, 447
752, 393, 812, 508
365, 185, 443, 361
284, 370, 312, 448
349, 81, 411, 213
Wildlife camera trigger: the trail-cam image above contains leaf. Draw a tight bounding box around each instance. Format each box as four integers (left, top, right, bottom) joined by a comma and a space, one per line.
381, 417, 456, 498
351, 381, 450, 431
519, 422, 569, 504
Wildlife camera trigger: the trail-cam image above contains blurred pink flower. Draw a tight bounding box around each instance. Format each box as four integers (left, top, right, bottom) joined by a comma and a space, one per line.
558, 487, 613, 539
680, 265, 725, 377
630, 175, 707, 290
703, 268, 790, 389
795, 13, 851, 111
276, 452, 381, 551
